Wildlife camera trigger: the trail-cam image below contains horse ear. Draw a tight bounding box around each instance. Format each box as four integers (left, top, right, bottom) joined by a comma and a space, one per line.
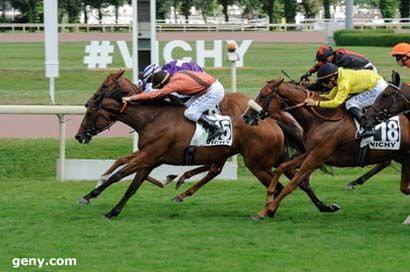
113, 69, 125, 80
391, 70, 401, 87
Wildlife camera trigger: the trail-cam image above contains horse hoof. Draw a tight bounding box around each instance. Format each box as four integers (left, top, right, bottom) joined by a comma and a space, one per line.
172, 196, 184, 203
330, 203, 341, 212
176, 182, 185, 190
251, 214, 265, 221
346, 183, 356, 190
166, 174, 178, 182
77, 197, 90, 205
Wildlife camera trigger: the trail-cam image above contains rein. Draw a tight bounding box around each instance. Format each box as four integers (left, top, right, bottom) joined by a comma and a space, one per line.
281, 88, 345, 122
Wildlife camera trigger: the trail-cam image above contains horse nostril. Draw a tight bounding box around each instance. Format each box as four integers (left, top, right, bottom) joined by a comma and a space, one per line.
75, 135, 81, 141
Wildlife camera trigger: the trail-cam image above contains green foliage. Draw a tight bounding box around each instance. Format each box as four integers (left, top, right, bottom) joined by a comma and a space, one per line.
10, 0, 43, 23
59, 0, 83, 23
379, 0, 398, 22
334, 30, 410, 47
399, 0, 410, 20
283, 0, 296, 23
300, 0, 320, 18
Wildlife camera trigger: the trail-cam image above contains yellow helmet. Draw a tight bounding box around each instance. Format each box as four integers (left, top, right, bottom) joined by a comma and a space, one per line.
391, 43, 410, 56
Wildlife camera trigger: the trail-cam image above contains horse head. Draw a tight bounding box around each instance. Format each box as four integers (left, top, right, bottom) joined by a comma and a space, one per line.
243, 78, 285, 126
361, 72, 410, 129
75, 69, 142, 144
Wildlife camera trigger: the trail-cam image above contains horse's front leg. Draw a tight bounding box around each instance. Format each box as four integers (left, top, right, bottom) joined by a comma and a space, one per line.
172, 162, 225, 202
174, 165, 212, 189
265, 153, 308, 204
254, 152, 323, 221
400, 162, 410, 195
105, 167, 153, 219
78, 160, 140, 205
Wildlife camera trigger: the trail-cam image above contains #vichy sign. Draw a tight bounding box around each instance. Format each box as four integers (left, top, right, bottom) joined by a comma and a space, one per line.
83, 40, 252, 69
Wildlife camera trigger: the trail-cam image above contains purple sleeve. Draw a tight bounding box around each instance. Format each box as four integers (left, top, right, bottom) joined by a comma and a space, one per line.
162, 60, 204, 76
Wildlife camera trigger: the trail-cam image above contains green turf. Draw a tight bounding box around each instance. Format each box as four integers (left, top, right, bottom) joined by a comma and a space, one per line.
1, 42, 409, 105
0, 138, 410, 272
1, 42, 410, 271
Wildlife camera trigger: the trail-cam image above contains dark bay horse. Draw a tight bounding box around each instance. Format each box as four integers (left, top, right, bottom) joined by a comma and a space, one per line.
75, 70, 338, 218
361, 72, 410, 129
243, 79, 410, 220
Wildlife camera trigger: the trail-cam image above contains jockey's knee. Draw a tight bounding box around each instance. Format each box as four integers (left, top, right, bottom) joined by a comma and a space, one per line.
184, 109, 200, 122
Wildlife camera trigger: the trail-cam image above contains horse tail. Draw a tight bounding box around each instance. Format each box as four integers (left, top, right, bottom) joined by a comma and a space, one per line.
276, 119, 305, 153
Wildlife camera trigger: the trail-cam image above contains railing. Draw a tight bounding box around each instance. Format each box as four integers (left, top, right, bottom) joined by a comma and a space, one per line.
0, 19, 409, 33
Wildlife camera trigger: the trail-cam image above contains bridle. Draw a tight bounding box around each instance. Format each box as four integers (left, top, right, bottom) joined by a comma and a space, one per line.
84, 76, 128, 136
366, 83, 410, 123
264, 82, 345, 122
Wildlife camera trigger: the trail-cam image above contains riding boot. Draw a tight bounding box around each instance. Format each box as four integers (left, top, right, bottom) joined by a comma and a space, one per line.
348, 107, 375, 138
198, 114, 224, 141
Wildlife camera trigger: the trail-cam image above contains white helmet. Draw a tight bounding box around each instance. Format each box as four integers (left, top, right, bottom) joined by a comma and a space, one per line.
143, 64, 161, 83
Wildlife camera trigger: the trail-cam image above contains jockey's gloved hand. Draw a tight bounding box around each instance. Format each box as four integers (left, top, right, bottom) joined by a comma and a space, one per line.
300, 72, 311, 82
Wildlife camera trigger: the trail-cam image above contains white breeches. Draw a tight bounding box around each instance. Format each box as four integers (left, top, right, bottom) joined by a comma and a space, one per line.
345, 78, 388, 110
184, 81, 225, 122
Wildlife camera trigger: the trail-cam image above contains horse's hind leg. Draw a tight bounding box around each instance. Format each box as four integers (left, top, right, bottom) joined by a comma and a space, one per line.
346, 161, 391, 190
172, 162, 225, 202
105, 167, 153, 219
164, 165, 211, 188
400, 162, 410, 195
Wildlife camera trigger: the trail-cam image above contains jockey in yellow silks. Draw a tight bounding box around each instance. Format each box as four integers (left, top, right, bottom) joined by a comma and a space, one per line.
304, 63, 388, 138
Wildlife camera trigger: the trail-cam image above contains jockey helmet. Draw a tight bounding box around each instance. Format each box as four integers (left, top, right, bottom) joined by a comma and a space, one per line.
316, 45, 334, 62
143, 64, 161, 83
316, 63, 338, 83
391, 43, 410, 56
152, 70, 170, 89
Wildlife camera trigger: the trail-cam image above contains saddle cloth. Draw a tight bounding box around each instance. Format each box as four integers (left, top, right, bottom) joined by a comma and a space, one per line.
356, 116, 401, 150
190, 114, 233, 146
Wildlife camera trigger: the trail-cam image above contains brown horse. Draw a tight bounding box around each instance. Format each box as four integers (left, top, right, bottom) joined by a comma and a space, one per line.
75, 70, 338, 218
243, 79, 410, 220
361, 71, 410, 129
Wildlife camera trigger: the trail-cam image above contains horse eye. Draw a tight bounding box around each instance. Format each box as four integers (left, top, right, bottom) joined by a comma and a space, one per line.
102, 84, 108, 89
382, 93, 389, 98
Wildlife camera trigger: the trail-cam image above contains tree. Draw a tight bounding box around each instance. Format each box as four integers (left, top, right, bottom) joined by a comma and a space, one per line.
300, 0, 319, 18
283, 0, 296, 23
218, 0, 234, 22
59, 0, 83, 23
323, 0, 331, 19
10, 0, 43, 23
399, 0, 410, 22
87, 0, 110, 23
379, 0, 398, 22
180, 0, 195, 20
109, 0, 127, 23
196, 0, 219, 21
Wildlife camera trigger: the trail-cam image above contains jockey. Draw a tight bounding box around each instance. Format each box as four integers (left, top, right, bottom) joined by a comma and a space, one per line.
391, 43, 410, 69
142, 60, 204, 91
304, 63, 388, 138
301, 45, 377, 91
123, 70, 225, 140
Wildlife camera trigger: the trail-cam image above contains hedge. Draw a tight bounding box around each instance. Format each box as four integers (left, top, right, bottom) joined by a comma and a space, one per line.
334, 29, 410, 46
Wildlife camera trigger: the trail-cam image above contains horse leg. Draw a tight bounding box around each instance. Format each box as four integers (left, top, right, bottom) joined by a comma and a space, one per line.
285, 169, 340, 213
254, 152, 322, 220
346, 161, 391, 190
265, 153, 308, 205
105, 167, 152, 219
164, 165, 211, 188
172, 162, 225, 202
400, 163, 410, 195
96, 153, 164, 188
78, 162, 140, 205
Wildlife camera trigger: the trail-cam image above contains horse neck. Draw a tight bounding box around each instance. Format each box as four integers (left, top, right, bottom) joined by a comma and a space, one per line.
118, 103, 163, 133
279, 84, 316, 130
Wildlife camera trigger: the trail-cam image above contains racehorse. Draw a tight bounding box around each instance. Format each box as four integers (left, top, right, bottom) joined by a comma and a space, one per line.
75, 70, 338, 218
361, 71, 410, 129
242, 79, 410, 220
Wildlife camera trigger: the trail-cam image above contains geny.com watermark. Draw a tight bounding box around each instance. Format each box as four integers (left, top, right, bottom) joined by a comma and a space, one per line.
12, 257, 76, 269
